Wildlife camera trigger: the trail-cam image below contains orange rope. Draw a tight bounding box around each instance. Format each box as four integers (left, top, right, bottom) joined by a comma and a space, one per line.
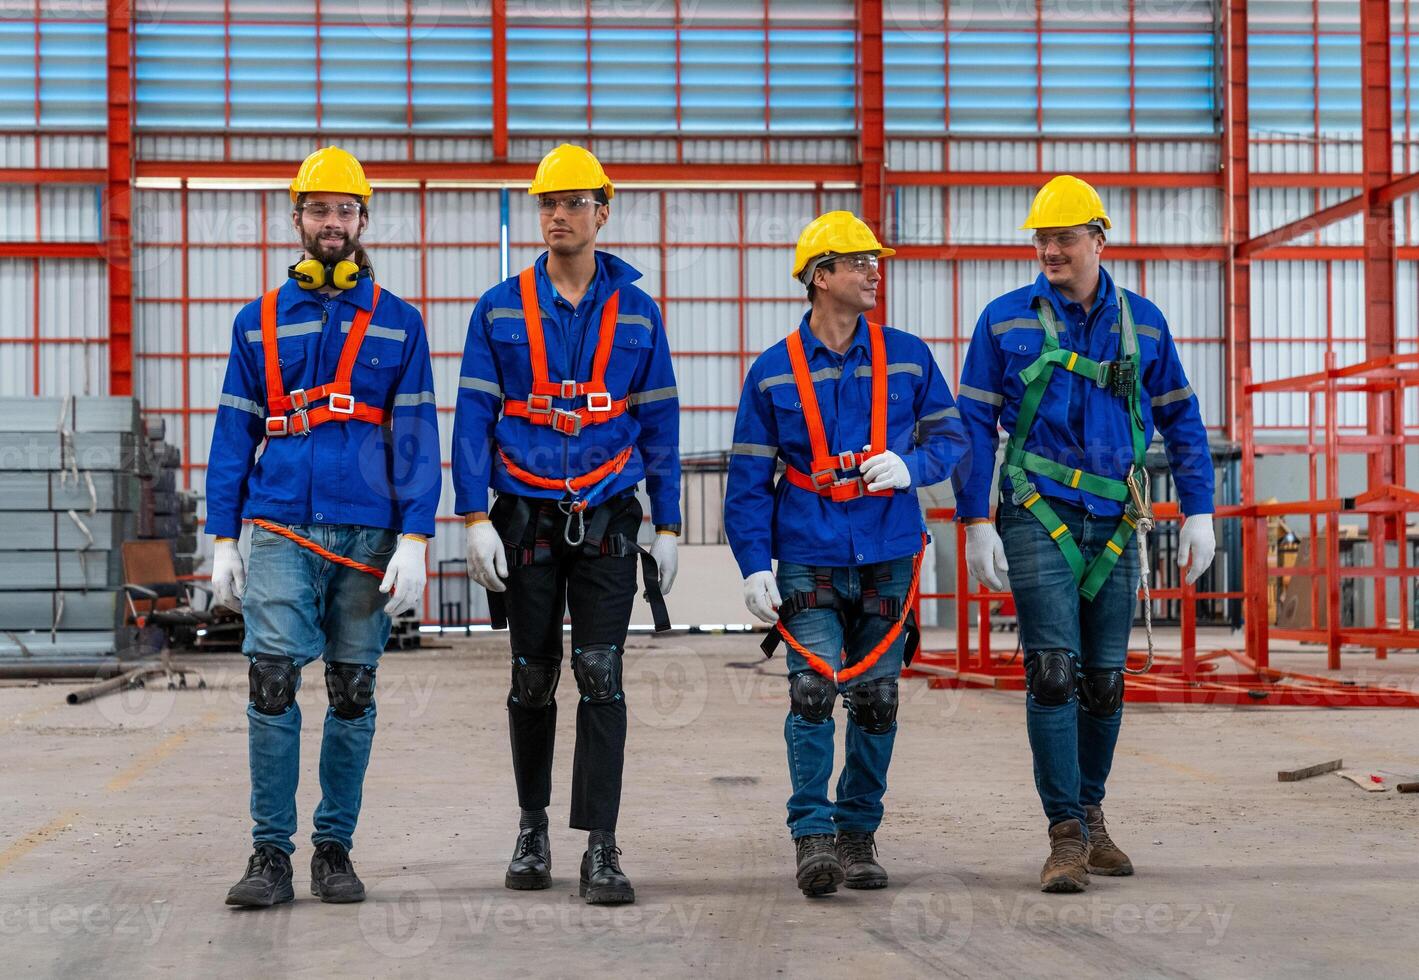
250, 519, 384, 579
775, 535, 926, 684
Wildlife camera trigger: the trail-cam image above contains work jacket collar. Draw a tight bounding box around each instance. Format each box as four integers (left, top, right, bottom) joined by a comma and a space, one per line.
531, 249, 643, 308
275, 272, 376, 316
1029, 264, 1117, 324
795, 311, 870, 363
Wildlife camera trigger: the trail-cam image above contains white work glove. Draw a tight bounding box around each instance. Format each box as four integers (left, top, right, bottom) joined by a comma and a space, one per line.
210, 537, 246, 611
1177, 514, 1216, 586
860, 444, 911, 492
964, 522, 1009, 592
743, 570, 782, 625
650, 532, 679, 595
466, 519, 508, 594
379, 535, 428, 618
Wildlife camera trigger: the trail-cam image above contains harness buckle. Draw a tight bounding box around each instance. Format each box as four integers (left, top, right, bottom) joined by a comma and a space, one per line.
810, 467, 838, 488
585, 391, 613, 414
550, 408, 583, 436
290, 408, 312, 436
264, 415, 288, 438
289, 388, 309, 409
837, 449, 860, 471
1093, 362, 1113, 389
559, 379, 579, 399
1010, 481, 1038, 507
526, 393, 553, 418
328, 392, 355, 415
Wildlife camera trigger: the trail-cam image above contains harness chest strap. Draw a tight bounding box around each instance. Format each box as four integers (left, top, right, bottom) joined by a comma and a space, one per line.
500, 267, 628, 436
781, 319, 894, 502
261, 283, 386, 438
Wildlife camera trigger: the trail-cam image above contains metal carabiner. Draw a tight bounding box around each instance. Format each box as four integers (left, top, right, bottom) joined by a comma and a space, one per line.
1125, 465, 1154, 532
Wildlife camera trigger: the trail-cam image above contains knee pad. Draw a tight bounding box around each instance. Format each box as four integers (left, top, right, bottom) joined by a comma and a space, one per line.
789, 671, 837, 724
846, 676, 899, 735
509, 659, 560, 708
325, 662, 377, 720
572, 643, 622, 703
1077, 669, 1125, 718
248, 654, 299, 716
1025, 649, 1077, 707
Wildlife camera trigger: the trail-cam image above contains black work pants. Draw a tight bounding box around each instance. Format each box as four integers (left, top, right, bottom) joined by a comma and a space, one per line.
491, 491, 641, 832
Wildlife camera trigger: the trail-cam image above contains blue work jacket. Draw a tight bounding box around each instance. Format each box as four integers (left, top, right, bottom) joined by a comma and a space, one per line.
206, 276, 442, 539
451, 251, 681, 525
952, 266, 1214, 521
724, 313, 967, 576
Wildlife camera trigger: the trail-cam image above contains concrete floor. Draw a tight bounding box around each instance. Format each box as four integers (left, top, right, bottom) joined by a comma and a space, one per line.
2, 628, 1418, 979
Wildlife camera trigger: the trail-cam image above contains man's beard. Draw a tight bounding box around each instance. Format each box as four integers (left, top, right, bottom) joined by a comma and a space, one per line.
303, 228, 357, 264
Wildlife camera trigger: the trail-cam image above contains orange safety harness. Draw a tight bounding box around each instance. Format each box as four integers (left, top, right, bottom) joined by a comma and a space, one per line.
781, 320, 893, 502
496, 267, 637, 529
260, 283, 386, 438
768, 320, 922, 683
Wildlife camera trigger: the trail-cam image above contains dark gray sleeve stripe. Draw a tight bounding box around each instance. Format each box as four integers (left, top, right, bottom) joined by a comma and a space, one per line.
245, 320, 322, 343
459, 376, 502, 398
1150, 385, 1194, 408
732, 442, 778, 459
219, 393, 264, 416
627, 386, 677, 406
393, 391, 437, 408
958, 384, 1004, 406
920, 406, 961, 422
616, 314, 655, 330
990, 317, 1042, 336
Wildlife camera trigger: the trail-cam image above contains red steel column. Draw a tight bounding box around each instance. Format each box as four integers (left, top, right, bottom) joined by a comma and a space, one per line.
106, 0, 133, 396
492, 0, 508, 162
857, 0, 886, 320
1360, 0, 1399, 497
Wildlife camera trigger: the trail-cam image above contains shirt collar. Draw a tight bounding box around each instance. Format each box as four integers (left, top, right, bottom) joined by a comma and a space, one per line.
533, 250, 625, 311
276, 272, 375, 315
795, 311, 870, 362
1028, 265, 1116, 321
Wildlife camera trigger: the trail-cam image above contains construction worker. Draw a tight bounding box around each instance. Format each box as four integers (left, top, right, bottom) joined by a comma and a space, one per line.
954, 175, 1216, 892
724, 211, 967, 898
452, 144, 680, 906
206, 146, 440, 908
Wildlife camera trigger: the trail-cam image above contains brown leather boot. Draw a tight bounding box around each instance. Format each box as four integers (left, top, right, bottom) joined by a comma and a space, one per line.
1039, 818, 1089, 893
1084, 805, 1134, 876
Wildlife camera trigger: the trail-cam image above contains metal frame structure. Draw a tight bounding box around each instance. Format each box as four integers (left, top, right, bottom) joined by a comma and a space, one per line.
5, 0, 1418, 638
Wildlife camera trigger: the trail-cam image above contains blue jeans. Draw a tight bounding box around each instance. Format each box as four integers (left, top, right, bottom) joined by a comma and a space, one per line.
998, 497, 1139, 832
776, 556, 913, 839
241, 522, 396, 855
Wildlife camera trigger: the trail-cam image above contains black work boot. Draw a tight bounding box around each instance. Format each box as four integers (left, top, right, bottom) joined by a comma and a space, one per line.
836, 830, 888, 890
225, 844, 294, 908
310, 840, 366, 904
579, 833, 634, 905
794, 834, 844, 897
505, 825, 552, 890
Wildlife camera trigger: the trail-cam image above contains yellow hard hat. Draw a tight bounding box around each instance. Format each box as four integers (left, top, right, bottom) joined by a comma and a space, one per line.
289, 146, 373, 204
1020, 174, 1111, 231
792, 210, 895, 281
528, 143, 615, 200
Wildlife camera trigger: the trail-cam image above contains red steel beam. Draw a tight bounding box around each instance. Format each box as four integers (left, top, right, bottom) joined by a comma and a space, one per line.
892, 243, 1228, 262
1237, 169, 1419, 259
857, 0, 886, 320
0, 242, 104, 258
889, 170, 1221, 188
134, 160, 861, 184
0, 168, 106, 184
106, 0, 134, 396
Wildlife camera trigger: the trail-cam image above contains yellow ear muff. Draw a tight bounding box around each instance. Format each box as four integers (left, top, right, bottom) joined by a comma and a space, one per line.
330, 260, 363, 291
288, 259, 327, 290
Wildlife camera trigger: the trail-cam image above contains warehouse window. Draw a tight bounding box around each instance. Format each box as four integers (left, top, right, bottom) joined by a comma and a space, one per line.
0, 19, 105, 129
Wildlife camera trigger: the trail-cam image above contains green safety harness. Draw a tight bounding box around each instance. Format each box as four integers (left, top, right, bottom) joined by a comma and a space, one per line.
1001, 289, 1157, 671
